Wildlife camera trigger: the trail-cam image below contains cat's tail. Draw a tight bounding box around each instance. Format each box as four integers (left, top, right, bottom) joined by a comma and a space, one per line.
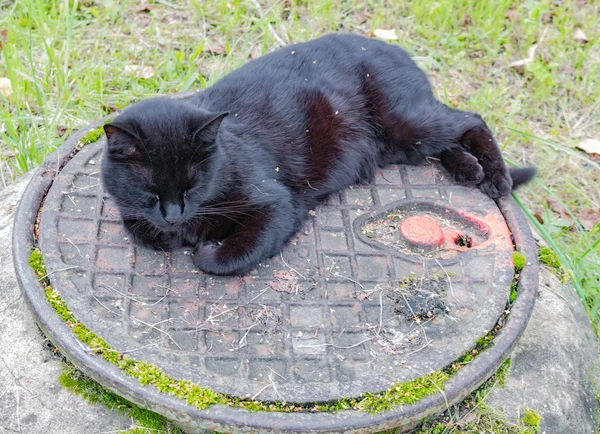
509, 167, 536, 191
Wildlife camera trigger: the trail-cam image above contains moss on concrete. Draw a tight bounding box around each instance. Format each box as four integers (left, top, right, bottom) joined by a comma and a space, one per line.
59, 366, 183, 434
513, 251, 526, 272
521, 408, 542, 433
413, 358, 542, 433
538, 245, 571, 283
28, 248, 46, 279
80, 127, 105, 145
509, 250, 526, 305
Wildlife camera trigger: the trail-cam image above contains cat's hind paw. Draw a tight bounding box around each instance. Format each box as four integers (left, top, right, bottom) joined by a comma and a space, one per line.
453, 153, 485, 185
477, 168, 513, 198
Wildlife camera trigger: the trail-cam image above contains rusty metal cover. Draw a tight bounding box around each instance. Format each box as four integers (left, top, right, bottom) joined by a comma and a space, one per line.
13, 112, 539, 433
38, 138, 514, 403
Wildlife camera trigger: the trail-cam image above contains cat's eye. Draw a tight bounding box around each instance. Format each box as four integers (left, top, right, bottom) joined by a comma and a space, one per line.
183, 191, 190, 199
150, 194, 159, 205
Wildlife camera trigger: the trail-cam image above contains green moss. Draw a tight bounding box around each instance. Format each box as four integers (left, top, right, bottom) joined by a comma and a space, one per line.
509, 282, 518, 304
80, 126, 105, 145
538, 246, 561, 269
513, 251, 526, 272
538, 246, 571, 283
59, 367, 183, 434
522, 408, 542, 432
28, 248, 47, 279
358, 371, 449, 413
509, 250, 527, 305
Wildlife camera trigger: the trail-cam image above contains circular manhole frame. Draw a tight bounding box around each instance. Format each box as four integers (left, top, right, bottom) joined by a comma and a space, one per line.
13, 110, 539, 433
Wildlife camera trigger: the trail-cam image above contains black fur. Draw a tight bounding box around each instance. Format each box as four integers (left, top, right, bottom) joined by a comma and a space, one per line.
101, 33, 535, 275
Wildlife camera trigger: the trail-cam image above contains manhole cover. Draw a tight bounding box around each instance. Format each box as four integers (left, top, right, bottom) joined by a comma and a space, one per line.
14, 115, 539, 433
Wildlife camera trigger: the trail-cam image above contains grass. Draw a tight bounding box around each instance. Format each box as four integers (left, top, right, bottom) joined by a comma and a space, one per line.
1, 0, 599, 326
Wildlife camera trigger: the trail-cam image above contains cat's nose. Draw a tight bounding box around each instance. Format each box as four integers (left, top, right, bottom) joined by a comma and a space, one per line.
163, 202, 182, 225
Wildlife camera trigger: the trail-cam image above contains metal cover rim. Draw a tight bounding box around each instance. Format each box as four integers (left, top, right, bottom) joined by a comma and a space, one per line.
13, 111, 539, 433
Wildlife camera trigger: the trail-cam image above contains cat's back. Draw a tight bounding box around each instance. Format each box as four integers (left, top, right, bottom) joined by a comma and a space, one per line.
193, 34, 415, 110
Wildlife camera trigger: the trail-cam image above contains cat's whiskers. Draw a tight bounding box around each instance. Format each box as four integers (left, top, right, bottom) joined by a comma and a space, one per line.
192, 210, 246, 227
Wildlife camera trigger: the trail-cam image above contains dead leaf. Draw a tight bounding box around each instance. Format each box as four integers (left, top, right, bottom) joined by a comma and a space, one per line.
57, 125, 67, 137
0, 77, 12, 98
578, 209, 600, 231
266, 269, 299, 293
509, 26, 548, 74
205, 40, 227, 56
265, 279, 297, 293
373, 29, 398, 41
457, 411, 478, 428
506, 9, 518, 22
0, 29, 7, 51
547, 198, 574, 225
534, 211, 544, 224
541, 12, 554, 24
102, 103, 119, 114
577, 138, 600, 156
573, 28, 588, 45
137, 3, 153, 12
355, 291, 370, 301
273, 270, 297, 280
124, 65, 155, 79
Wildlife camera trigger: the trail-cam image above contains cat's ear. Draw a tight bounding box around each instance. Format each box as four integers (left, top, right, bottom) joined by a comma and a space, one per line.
104, 121, 144, 158
192, 111, 229, 146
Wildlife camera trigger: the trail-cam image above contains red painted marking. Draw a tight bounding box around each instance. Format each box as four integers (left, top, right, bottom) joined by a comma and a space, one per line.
400, 215, 444, 248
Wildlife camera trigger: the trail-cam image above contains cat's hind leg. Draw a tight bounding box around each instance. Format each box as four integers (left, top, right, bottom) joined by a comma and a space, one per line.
437, 111, 535, 196
456, 115, 513, 198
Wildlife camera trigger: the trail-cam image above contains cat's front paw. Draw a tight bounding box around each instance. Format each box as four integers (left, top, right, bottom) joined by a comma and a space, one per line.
193, 241, 256, 275
192, 242, 224, 274
147, 234, 183, 251
477, 167, 513, 198
124, 220, 183, 251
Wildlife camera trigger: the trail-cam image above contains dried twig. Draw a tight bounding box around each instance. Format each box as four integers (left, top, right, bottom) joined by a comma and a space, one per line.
86, 342, 159, 355
233, 324, 258, 350
132, 318, 182, 350
399, 291, 430, 345
434, 258, 456, 299
509, 25, 549, 70
0, 378, 15, 400
280, 252, 306, 279
38, 265, 79, 281
298, 337, 373, 350
251, 382, 275, 400
402, 340, 432, 357
92, 296, 121, 316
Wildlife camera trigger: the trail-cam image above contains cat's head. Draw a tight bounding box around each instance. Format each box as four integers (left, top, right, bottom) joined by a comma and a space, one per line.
101, 97, 228, 230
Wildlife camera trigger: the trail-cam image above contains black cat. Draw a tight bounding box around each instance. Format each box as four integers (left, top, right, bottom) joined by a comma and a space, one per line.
102, 33, 535, 275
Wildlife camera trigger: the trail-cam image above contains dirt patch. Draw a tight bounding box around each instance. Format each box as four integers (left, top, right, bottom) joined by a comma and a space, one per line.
388, 273, 449, 322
